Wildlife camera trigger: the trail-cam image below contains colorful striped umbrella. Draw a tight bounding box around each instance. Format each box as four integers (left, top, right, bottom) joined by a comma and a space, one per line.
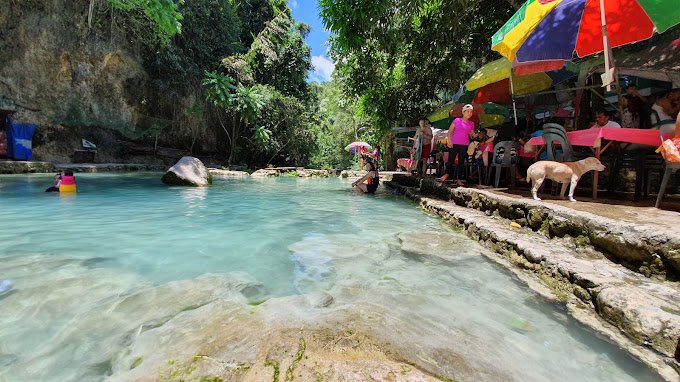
344, 141, 372, 153
492, 0, 680, 64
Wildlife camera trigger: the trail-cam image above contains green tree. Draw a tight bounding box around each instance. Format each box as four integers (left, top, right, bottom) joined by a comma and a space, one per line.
246, 11, 312, 100
203, 71, 267, 165
308, 81, 367, 170
319, 0, 517, 136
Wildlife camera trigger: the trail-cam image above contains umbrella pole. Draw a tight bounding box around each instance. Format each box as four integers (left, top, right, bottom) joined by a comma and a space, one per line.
599, 0, 613, 92
510, 73, 518, 125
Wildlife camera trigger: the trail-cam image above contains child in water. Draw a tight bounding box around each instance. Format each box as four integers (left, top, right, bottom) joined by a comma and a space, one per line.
45, 173, 62, 192
59, 170, 77, 193
351, 162, 379, 194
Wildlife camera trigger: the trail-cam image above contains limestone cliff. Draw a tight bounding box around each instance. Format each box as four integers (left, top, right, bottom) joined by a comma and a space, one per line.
0, 0, 217, 162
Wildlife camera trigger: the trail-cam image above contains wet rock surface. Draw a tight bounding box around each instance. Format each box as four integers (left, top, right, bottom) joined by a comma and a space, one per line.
387, 177, 680, 380
208, 169, 250, 177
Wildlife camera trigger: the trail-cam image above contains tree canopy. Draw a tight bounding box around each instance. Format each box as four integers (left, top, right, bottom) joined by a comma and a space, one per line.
319, 0, 518, 133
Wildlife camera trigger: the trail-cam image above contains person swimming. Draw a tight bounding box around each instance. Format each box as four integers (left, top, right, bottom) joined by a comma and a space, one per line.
45, 173, 61, 192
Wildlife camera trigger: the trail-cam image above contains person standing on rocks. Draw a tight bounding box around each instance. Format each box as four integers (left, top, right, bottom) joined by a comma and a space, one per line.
412, 118, 433, 176
440, 104, 475, 186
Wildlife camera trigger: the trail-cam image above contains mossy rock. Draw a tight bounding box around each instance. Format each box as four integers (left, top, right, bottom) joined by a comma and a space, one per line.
573, 286, 591, 302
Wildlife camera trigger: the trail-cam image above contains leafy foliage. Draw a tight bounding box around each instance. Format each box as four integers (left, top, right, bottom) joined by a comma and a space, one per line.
246, 11, 312, 100
319, 0, 517, 135
108, 0, 184, 44
308, 81, 368, 170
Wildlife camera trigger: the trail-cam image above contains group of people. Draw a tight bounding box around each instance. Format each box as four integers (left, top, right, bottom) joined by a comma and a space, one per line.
618, 86, 680, 130
355, 86, 680, 193
409, 104, 489, 186
45, 170, 77, 193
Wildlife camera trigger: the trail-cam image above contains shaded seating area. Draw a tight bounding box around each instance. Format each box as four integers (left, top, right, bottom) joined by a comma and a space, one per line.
488, 140, 520, 189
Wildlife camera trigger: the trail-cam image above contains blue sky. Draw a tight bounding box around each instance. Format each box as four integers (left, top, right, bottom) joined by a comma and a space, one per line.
288, 0, 334, 82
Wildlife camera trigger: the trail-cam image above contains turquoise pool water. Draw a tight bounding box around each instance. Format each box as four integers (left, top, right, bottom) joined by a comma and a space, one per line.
0, 173, 663, 381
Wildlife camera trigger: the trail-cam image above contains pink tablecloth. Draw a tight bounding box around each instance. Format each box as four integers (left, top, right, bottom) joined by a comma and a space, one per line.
526, 127, 663, 148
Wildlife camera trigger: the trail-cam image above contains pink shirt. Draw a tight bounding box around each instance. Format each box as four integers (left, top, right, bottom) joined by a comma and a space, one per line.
449, 118, 475, 146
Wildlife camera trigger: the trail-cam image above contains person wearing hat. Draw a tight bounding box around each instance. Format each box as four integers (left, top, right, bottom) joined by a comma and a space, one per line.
440, 104, 476, 186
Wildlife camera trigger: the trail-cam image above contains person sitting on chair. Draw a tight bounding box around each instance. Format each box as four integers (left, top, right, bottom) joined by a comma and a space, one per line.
590, 110, 621, 128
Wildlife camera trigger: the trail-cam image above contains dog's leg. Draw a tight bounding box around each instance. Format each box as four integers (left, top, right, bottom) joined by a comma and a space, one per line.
559, 182, 568, 199
569, 175, 579, 202
531, 177, 544, 201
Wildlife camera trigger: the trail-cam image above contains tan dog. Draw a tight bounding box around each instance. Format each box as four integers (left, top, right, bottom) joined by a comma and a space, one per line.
526, 157, 605, 202
396, 157, 414, 172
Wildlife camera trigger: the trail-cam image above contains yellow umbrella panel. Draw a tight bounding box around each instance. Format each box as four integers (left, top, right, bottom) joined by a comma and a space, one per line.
464, 57, 552, 95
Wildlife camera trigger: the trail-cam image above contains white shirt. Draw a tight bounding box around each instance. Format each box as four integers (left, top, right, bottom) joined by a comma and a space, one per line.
598, 120, 621, 128
651, 103, 673, 125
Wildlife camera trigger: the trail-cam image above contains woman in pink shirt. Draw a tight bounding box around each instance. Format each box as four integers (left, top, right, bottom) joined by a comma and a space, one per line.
440, 104, 476, 186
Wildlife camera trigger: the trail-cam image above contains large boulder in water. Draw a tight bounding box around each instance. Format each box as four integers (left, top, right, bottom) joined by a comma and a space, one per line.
161, 156, 212, 186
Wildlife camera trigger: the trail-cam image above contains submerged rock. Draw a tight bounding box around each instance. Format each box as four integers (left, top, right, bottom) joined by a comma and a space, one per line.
161, 156, 212, 187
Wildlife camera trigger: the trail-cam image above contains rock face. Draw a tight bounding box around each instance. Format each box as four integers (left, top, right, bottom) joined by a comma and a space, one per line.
0, 2, 219, 158
0, 2, 144, 131
161, 156, 212, 186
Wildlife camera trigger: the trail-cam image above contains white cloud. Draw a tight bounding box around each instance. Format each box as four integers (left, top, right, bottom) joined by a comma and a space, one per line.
310, 55, 334, 82
289, 0, 298, 9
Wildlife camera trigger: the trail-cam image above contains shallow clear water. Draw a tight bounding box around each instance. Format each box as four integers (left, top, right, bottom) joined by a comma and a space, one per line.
0, 173, 662, 381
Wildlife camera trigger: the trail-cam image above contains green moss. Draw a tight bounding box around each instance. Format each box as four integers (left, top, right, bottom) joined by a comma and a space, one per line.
248, 299, 267, 306
285, 338, 307, 381
573, 286, 591, 302
161, 359, 198, 382
130, 356, 143, 370
265, 358, 280, 382
282, 171, 298, 177
199, 377, 223, 382
537, 270, 572, 302
574, 235, 591, 247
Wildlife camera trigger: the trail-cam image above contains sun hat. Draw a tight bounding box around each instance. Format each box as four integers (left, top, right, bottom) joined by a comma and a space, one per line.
462, 104, 474, 112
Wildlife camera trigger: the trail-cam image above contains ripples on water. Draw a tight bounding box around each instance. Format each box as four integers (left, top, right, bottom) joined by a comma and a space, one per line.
0, 173, 662, 381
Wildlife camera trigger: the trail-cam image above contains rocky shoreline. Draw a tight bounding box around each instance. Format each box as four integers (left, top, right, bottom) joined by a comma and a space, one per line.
386, 175, 680, 381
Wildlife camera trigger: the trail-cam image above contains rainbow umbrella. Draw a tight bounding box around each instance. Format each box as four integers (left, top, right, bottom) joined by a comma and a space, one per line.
492, 0, 680, 77
344, 141, 372, 153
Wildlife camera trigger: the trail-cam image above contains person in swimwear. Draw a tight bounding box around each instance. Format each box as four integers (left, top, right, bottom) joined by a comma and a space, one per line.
351, 161, 379, 194
45, 172, 62, 192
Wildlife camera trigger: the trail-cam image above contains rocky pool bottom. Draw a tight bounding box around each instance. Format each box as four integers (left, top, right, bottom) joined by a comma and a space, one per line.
0, 174, 665, 381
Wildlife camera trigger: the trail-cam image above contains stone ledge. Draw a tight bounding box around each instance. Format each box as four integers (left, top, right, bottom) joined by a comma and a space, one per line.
0, 160, 55, 173
391, 175, 680, 280
387, 181, 680, 380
